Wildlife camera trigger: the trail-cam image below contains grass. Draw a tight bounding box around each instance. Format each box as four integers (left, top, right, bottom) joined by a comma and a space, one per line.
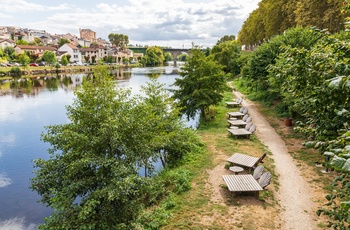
158, 90, 279, 229
158, 80, 338, 229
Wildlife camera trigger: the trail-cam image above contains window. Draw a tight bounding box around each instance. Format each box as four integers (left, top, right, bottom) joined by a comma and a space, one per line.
74, 55, 78, 58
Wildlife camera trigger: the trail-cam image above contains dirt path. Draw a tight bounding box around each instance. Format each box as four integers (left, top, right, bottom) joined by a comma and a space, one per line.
234, 91, 317, 229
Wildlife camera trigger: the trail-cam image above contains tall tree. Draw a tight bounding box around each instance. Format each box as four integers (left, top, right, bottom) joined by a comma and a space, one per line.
60, 55, 69, 67
18, 53, 30, 69
108, 33, 129, 48
172, 48, 229, 119
210, 40, 241, 75
144, 46, 165, 66
41, 50, 57, 67
58, 38, 71, 48
216, 35, 236, 45
30, 65, 202, 228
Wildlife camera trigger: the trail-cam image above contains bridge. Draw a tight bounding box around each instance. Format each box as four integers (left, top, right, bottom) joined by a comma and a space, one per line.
128, 47, 191, 65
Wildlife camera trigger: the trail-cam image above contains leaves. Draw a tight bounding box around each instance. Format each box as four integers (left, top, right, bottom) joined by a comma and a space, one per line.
31, 64, 203, 229
172, 47, 229, 119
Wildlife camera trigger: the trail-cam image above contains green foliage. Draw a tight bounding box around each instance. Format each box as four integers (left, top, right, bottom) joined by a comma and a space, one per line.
18, 53, 30, 68
30, 65, 203, 228
238, 0, 347, 46
108, 33, 129, 48
216, 35, 236, 45
137, 196, 175, 230
3, 47, 16, 61
172, 48, 229, 119
9, 67, 22, 76
41, 51, 57, 67
142, 46, 165, 66
269, 33, 350, 140
241, 27, 322, 106
210, 40, 241, 75
164, 52, 173, 62
317, 172, 350, 229
16, 39, 28, 45
58, 38, 70, 48
163, 169, 192, 194
103, 55, 115, 63
60, 55, 69, 66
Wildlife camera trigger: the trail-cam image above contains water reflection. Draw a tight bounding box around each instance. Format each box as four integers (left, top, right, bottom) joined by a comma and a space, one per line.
0, 68, 137, 97
0, 173, 12, 188
0, 65, 198, 228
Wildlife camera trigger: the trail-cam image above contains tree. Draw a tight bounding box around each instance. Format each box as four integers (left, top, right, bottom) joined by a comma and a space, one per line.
137, 79, 203, 169
144, 46, 164, 66
164, 52, 173, 62
34, 37, 43, 46
84, 55, 90, 63
58, 38, 71, 48
18, 53, 31, 69
172, 48, 229, 119
210, 40, 241, 75
30, 53, 39, 63
41, 51, 57, 67
16, 39, 28, 45
216, 35, 236, 45
30, 65, 202, 228
108, 33, 129, 48
91, 55, 96, 63
66, 54, 71, 63
3, 47, 16, 61
60, 55, 69, 67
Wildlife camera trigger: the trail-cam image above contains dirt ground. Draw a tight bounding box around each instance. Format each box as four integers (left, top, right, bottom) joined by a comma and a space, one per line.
200, 91, 332, 229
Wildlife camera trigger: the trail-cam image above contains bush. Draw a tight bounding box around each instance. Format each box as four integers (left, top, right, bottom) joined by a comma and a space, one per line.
163, 169, 192, 194
9, 67, 22, 76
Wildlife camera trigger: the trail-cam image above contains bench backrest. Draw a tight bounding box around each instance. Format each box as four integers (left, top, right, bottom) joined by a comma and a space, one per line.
249, 124, 256, 133
258, 171, 271, 188
246, 116, 252, 123
245, 122, 253, 130
242, 108, 248, 114
242, 114, 249, 121
253, 165, 264, 180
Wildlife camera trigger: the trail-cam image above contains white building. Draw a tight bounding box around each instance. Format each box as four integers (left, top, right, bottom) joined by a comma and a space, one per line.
58, 43, 82, 63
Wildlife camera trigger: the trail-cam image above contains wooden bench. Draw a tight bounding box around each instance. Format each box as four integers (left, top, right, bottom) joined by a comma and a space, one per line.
226, 152, 266, 171
222, 174, 263, 197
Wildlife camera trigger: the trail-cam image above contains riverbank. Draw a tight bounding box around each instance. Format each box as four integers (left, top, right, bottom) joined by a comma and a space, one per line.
0, 63, 142, 78
161, 84, 334, 229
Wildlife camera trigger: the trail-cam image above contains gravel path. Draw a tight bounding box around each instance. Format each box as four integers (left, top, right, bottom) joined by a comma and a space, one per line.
234, 91, 317, 230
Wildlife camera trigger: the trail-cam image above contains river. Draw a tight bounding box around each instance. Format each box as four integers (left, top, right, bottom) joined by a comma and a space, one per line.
0, 65, 196, 229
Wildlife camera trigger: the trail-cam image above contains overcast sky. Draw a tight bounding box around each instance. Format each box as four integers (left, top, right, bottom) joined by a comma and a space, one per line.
0, 0, 260, 48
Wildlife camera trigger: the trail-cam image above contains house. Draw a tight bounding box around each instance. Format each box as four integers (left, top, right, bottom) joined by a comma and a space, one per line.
14, 29, 35, 43
109, 48, 133, 63
58, 43, 82, 63
80, 44, 108, 63
0, 38, 16, 49
14, 45, 56, 56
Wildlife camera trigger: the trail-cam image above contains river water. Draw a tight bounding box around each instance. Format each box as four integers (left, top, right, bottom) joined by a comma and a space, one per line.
0, 65, 195, 229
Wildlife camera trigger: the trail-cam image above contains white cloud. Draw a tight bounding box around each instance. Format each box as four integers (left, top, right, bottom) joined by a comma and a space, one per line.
0, 173, 12, 188
0, 0, 71, 12
0, 217, 37, 230
1, 0, 260, 47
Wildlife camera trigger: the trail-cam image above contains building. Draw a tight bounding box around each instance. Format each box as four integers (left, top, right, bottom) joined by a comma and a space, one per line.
0, 38, 15, 49
58, 43, 82, 63
79, 28, 96, 43
80, 44, 108, 64
14, 45, 56, 56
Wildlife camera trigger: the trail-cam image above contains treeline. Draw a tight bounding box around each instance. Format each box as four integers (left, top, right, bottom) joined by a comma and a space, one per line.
238, 0, 348, 48
231, 25, 350, 230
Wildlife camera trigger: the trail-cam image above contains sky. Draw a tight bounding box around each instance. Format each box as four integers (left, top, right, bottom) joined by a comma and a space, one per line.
0, 0, 260, 48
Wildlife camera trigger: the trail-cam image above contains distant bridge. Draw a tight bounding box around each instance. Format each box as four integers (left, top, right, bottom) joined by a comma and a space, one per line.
128, 47, 191, 65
